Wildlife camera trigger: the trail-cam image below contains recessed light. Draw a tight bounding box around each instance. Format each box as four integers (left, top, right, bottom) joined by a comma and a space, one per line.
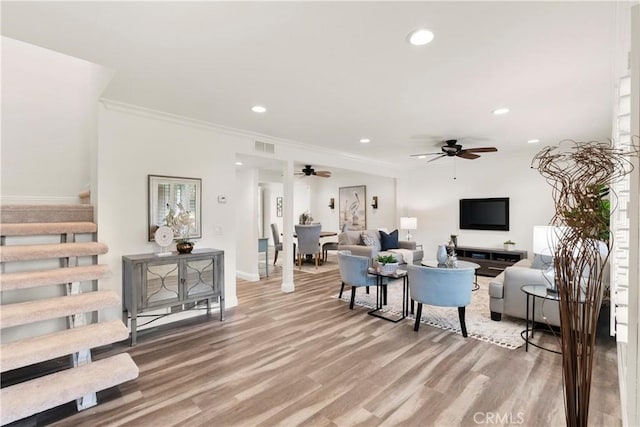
407, 29, 435, 46
527, 139, 540, 144
492, 108, 509, 115
359, 138, 371, 143
418, 155, 427, 159
235, 161, 243, 166
251, 105, 266, 113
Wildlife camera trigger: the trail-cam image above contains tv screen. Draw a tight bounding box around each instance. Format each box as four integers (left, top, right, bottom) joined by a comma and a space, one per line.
459, 198, 510, 231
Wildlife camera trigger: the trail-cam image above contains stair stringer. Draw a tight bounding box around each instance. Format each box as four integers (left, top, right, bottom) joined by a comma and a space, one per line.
0, 204, 138, 425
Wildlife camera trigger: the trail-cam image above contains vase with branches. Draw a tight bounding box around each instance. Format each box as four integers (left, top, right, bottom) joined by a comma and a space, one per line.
532, 138, 638, 426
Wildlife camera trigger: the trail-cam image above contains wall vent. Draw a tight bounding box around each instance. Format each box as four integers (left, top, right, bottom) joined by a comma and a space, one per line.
254, 140, 275, 154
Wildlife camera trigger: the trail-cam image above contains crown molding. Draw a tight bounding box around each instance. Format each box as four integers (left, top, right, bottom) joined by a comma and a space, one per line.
99, 98, 401, 176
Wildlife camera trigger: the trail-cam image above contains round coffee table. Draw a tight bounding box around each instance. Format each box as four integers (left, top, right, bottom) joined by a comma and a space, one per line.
421, 259, 481, 291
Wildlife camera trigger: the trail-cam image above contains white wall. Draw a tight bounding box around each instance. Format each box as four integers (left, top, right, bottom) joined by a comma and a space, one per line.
1, 37, 113, 203
400, 150, 555, 259
97, 102, 241, 321
293, 179, 313, 224
1, 38, 114, 341
311, 170, 397, 233
235, 167, 259, 280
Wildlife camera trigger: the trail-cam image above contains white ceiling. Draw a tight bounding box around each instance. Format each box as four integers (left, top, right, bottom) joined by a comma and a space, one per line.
1, 1, 618, 167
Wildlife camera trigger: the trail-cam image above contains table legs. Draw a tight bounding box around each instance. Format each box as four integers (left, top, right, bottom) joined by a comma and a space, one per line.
367, 275, 408, 323
521, 293, 561, 354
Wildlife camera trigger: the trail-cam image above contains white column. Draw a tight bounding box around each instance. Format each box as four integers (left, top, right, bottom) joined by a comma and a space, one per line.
281, 160, 295, 292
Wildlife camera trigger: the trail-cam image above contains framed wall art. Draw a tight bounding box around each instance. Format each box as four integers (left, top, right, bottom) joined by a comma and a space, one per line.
339, 185, 366, 231
276, 196, 283, 217
148, 175, 201, 242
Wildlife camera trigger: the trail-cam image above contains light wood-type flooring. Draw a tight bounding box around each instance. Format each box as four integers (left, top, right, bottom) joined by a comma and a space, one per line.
40, 263, 619, 427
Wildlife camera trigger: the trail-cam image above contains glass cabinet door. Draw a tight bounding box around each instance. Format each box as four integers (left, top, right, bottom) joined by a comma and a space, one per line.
143, 262, 180, 307
183, 258, 215, 298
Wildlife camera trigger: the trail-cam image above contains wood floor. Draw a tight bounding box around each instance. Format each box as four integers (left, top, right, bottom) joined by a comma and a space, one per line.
40, 265, 619, 426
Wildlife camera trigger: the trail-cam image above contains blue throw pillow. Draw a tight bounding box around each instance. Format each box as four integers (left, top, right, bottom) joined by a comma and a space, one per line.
531, 254, 553, 270
380, 229, 399, 250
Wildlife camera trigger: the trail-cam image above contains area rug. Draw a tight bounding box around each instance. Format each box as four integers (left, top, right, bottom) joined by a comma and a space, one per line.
285, 254, 340, 275
336, 276, 527, 350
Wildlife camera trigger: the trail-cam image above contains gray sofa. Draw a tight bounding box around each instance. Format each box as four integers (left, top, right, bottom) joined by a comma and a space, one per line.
337, 229, 423, 265
488, 258, 560, 326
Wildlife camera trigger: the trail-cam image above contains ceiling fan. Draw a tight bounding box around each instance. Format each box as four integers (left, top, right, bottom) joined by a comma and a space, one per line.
410, 139, 498, 162
295, 165, 331, 178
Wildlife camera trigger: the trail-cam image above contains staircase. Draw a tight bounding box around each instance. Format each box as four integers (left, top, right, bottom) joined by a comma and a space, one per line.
0, 204, 138, 425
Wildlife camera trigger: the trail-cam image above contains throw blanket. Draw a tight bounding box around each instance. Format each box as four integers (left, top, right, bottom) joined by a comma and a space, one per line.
389, 248, 414, 265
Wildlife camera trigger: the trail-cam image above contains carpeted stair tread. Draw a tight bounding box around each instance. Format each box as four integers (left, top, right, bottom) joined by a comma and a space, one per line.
0, 353, 139, 425
0, 264, 110, 291
0, 242, 108, 262
1, 291, 121, 329
1, 222, 97, 236
1, 204, 94, 224
1, 320, 129, 372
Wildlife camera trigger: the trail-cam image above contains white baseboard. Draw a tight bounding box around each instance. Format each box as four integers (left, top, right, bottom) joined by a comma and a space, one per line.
236, 270, 260, 282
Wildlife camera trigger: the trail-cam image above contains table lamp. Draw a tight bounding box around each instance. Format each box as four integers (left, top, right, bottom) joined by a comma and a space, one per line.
400, 217, 417, 241
532, 226, 569, 293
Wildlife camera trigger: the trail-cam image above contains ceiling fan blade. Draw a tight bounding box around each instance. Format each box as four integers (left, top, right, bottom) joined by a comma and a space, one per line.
427, 154, 447, 163
315, 171, 331, 177
457, 151, 481, 160
464, 147, 498, 153
294, 172, 305, 175
410, 152, 442, 157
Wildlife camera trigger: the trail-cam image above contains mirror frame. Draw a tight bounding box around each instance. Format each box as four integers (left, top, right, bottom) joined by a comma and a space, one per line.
148, 174, 202, 242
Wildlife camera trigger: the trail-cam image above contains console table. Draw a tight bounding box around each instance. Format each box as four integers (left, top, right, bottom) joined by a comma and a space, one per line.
122, 248, 225, 345
455, 246, 527, 277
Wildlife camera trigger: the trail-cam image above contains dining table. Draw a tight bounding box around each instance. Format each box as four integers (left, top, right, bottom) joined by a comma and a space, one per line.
286, 230, 338, 264
291, 231, 337, 238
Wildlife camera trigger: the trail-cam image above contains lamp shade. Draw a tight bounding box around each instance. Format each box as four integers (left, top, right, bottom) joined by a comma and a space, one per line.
400, 217, 417, 230
532, 226, 569, 255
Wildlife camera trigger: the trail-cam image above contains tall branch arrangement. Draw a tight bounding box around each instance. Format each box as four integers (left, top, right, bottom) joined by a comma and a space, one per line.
531, 138, 638, 426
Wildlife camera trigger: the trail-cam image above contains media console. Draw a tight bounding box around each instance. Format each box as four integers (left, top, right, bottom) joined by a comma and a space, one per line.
454, 245, 527, 277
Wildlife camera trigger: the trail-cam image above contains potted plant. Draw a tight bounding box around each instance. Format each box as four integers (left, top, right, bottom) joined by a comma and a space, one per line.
503, 240, 515, 251
376, 254, 399, 274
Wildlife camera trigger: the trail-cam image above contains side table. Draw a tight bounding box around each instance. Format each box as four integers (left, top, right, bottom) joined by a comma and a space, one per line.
520, 284, 562, 354
366, 268, 409, 323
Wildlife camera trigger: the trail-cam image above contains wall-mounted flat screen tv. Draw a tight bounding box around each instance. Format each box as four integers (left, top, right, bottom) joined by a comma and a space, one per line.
459, 197, 510, 231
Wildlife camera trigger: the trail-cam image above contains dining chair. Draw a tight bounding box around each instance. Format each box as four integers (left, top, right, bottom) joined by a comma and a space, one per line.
337, 251, 387, 309
294, 224, 322, 269
270, 223, 284, 265
322, 241, 339, 262
407, 264, 474, 336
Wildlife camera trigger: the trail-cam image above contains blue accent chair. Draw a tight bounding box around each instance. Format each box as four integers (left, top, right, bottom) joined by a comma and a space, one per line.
337, 251, 386, 309
407, 264, 474, 336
